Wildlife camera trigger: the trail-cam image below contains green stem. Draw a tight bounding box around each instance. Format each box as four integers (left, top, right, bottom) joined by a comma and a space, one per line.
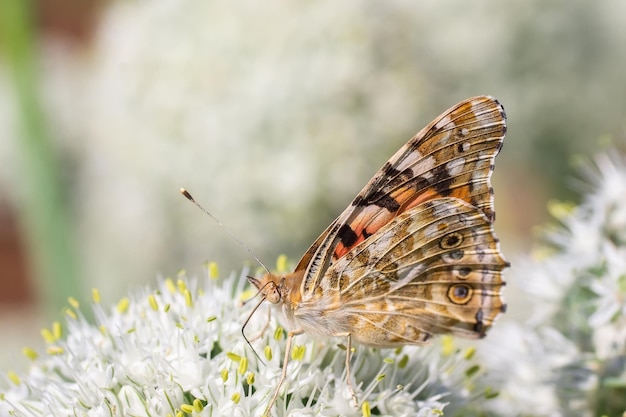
0, 0, 81, 313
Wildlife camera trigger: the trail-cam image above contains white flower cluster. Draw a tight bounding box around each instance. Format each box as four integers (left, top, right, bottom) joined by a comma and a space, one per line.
1, 265, 498, 417
478, 153, 626, 417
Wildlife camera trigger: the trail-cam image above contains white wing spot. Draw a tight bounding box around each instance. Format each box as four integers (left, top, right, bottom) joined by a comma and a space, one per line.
446, 157, 466, 176
472, 166, 489, 184
398, 154, 435, 174
462, 142, 471, 152
435, 115, 452, 129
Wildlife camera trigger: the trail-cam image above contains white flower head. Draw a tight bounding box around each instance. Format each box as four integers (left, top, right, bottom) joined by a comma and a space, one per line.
1, 266, 500, 417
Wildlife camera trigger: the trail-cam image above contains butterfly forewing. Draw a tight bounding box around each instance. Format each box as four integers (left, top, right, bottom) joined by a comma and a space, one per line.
298, 96, 506, 298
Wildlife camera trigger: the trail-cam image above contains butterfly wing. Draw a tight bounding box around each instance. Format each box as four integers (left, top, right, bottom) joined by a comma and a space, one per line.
296, 96, 507, 297
296, 197, 508, 346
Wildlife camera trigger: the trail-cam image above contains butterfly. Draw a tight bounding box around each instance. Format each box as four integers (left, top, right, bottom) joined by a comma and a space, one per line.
247, 95, 509, 415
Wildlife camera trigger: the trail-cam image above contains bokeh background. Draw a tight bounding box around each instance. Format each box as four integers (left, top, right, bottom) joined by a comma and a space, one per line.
0, 0, 625, 371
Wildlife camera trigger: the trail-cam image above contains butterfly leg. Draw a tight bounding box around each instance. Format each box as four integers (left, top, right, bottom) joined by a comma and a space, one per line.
335, 332, 358, 407
263, 328, 303, 417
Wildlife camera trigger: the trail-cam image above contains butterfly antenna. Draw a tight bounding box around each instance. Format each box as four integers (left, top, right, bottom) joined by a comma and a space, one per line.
241, 295, 269, 365
180, 188, 272, 276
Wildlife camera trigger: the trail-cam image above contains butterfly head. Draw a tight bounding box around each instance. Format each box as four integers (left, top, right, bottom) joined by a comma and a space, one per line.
248, 271, 304, 306
247, 274, 282, 304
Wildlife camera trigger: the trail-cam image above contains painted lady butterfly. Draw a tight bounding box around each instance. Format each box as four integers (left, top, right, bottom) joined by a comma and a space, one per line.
248, 95, 508, 415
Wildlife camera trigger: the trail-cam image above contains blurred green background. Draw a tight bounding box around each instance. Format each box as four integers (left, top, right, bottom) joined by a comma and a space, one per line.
0, 0, 625, 370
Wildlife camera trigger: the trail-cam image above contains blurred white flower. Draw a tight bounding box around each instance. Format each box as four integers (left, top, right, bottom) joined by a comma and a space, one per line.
2, 0, 624, 302
478, 152, 626, 416
478, 323, 596, 416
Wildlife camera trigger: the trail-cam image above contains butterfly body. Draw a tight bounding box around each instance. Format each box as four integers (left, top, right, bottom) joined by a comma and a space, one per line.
248, 95, 509, 413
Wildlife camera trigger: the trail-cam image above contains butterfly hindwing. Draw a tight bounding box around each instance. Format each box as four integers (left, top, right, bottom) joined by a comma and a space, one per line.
296, 197, 507, 346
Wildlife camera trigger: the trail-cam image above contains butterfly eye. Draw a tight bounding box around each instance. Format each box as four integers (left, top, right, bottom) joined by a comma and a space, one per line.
439, 232, 464, 249
447, 284, 473, 305
266, 288, 281, 304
